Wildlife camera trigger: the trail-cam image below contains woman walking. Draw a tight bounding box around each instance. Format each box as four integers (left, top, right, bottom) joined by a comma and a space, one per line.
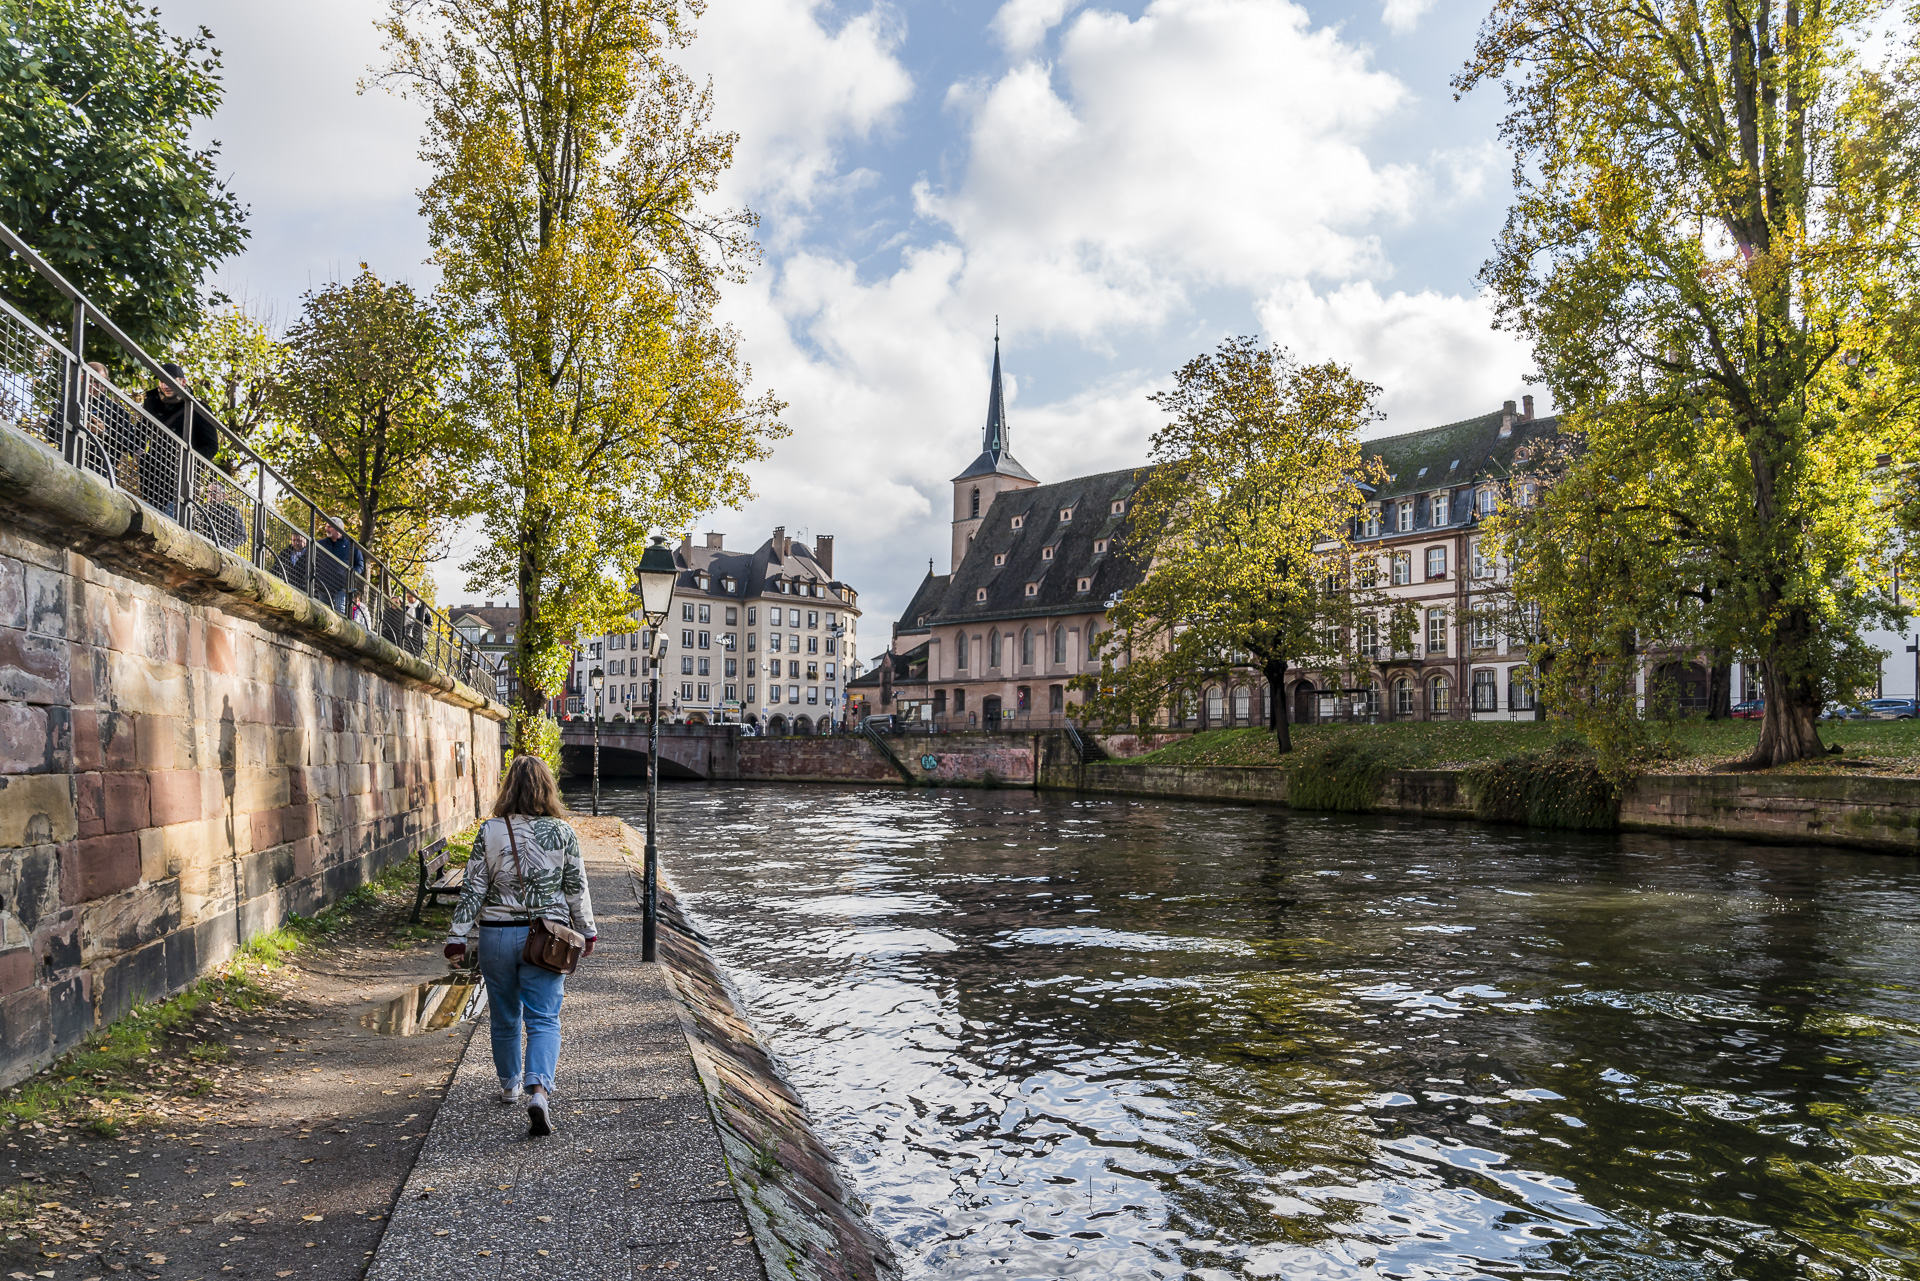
444, 757, 596, 1136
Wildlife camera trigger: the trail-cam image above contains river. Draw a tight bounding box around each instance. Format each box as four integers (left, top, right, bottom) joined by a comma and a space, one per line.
579, 781, 1920, 1280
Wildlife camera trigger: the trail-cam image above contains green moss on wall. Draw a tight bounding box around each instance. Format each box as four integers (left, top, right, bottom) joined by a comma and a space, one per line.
1284, 738, 1407, 812
1466, 741, 1620, 831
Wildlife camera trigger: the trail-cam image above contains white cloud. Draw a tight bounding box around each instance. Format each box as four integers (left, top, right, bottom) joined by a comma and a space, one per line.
1381, 0, 1437, 36
921, 0, 1419, 335
1257, 280, 1540, 429
680, 0, 914, 236
990, 0, 1083, 55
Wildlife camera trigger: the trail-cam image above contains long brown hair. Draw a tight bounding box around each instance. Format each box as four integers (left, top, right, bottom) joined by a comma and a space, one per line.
492, 755, 568, 818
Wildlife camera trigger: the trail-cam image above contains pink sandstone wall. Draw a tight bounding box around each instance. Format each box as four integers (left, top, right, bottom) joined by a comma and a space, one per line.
0, 508, 502, 1087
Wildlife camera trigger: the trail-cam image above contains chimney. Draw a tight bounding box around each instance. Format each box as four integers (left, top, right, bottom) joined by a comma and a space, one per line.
814, 534, 834, 576
772, 525, 789, 558
1522, 394, 1535, 421
679, 531, 693, 549
484, 599, 494, 609
1500, 399, 1516, 438
705, 531, 724, 549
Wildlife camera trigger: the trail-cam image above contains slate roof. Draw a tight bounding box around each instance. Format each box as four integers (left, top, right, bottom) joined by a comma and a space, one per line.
670, 533, 852, 605
895, 571, 952, 637
931, 466, 1151, 627
450, 604, 521, 636
1363, 411, 1560, 503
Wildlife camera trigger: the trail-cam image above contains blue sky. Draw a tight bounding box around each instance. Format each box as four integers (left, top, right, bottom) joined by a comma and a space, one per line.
164, 0, 1539, 631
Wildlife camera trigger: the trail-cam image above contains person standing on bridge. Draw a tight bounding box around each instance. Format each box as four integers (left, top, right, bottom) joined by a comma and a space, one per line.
444, 756, 597, 1136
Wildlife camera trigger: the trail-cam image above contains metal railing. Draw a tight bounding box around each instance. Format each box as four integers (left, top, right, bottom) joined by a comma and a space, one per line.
0, 221, 495, 697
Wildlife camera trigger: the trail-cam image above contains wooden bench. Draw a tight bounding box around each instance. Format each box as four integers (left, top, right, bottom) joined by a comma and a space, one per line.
409, 838, 461, 923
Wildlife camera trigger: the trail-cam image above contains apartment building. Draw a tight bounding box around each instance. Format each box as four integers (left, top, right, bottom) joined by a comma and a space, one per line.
568, 528, 861, 729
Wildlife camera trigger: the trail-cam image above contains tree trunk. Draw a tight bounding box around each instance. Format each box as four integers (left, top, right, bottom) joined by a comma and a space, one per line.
1705, 651, 1733, 720
1264, 656, 1291, 754
517, 561, 545, 750
1748, 651, 1826, 767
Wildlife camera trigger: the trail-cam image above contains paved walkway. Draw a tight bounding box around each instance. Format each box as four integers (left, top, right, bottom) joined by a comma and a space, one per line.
366, 826, 761, 1281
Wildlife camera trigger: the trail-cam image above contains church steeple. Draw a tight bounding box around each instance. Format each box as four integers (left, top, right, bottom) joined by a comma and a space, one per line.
950, 323, 1040, 573
983, 326, 1008, 455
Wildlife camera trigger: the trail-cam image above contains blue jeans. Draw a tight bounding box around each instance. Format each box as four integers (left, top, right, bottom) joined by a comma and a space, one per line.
478, 925, 566, 1092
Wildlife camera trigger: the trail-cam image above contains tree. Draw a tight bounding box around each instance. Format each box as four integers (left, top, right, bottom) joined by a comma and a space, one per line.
0, 0, 248, 352
1071, 337, 1383, 753
378, 0, 785, 752
1459, 0, 1920, 766
261, 270, 471, 579
169, 304, 284, 444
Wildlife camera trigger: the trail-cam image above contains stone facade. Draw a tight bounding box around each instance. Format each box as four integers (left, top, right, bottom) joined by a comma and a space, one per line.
0, 428, 503, 1087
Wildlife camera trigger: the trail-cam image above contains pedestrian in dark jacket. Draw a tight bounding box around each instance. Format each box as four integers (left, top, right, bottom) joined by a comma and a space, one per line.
274, 532, 310, 585
142, 363, 218, 465
314, 517, 364, 614
402, 590, 428, 656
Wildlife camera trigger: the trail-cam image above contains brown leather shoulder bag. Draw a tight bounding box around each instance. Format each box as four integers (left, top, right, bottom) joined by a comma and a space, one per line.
501, 817, 585, 975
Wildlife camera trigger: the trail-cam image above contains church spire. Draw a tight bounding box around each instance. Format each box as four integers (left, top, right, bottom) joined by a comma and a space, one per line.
983, 323, 1008, 455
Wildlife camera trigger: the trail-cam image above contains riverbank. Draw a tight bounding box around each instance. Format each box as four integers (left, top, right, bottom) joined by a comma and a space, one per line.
1042, 755, 1920, 852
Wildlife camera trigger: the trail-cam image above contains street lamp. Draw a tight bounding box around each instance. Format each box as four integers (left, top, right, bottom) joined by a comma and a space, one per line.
635, 535, 680, 963
588, 665, 605, 816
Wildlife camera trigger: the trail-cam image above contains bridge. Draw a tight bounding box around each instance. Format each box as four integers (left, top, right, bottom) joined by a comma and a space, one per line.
557, 722, 741, 781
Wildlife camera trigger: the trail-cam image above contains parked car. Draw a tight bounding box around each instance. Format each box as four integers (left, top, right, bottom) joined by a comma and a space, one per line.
1730, 700, 1765, 719
1820, 702, 1873, 721
1863, 698, 1917, 720
862, 714, 901, 734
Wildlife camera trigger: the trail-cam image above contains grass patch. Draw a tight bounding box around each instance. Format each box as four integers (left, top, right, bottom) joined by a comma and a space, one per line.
1118, 719, 1920, 776
1466, 741, 1621, 830
0, 963, 272, 1128
1285, 737, 1409, 812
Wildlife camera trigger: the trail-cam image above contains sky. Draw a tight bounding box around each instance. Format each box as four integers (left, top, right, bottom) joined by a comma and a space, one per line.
161, 0, 1540, 628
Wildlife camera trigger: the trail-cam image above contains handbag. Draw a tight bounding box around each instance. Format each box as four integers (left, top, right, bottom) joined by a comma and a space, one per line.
500, 816, 585, 975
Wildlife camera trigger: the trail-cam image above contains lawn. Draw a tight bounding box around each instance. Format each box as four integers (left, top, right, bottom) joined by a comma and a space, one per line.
1119, 718, 1920, 777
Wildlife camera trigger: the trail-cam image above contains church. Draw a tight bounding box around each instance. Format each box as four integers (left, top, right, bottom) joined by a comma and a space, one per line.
848, 339, 1149, 729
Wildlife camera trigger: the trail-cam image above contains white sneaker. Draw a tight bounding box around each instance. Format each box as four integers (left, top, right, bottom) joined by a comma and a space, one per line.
526, 1090, 553, 1137
499, 1085, 522, 1105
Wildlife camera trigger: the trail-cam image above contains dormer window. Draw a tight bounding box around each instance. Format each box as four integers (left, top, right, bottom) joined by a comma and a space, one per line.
1010, 515, 1025, 531
721, 575, 736, 592
975, 587, 988, 602
1396, 501, 1414, 532
1093, 539, 1109, 554
1041, 546, 1054, 560
1476, 488, 1497, 515
1430, 494, 1449, 526
1110, 500, 1125, 515
993, 552, 1007, 566
1024, 582, 1039, 597
1059, 507, 1073, 522
696, 573, 710, 590
1076, 576, 1092, 592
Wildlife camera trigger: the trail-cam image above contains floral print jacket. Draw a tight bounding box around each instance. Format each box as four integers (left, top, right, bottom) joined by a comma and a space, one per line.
447, 816, 596, 942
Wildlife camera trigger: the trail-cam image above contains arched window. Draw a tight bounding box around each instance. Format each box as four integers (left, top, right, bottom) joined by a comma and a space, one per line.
1233, 686, 1251, 722
1394, 677, 1415, 717
1206, 686, 1225, 722
1021, 627, 1034, 666
1359, 682, 1380, 718
1053, 626, 1066, 665
956, 631, 969, 669
1471, 669, 1498, 711
1428, 675, 1452, 713
989, 629, 1001, 668
970, 487, 980, 518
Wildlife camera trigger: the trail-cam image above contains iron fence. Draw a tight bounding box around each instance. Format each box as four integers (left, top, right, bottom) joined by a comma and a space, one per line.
0, 223, 494, 697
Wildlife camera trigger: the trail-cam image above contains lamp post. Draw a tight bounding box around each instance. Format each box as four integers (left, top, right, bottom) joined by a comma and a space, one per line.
588, 665, 605, 816
635, 535, 680, 962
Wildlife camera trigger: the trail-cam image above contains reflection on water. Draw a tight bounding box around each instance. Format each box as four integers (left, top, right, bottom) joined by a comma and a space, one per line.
360, 974, 484, 1036
585, 782, 1920, 1279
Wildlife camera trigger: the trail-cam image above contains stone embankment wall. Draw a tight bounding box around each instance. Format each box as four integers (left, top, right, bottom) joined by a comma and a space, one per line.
643, 844, 900, 1281
0, 423, 505, 1086
1041, 753, 1920, 854
739, 732, 1039, 787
